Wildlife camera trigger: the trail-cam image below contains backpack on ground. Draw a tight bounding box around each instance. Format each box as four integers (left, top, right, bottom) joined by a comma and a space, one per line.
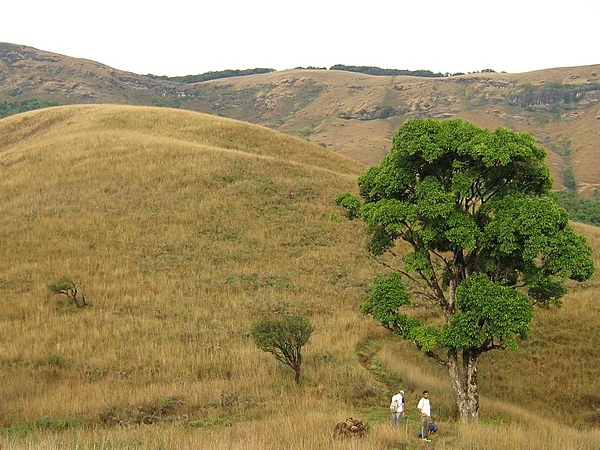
417, 422, 438, 438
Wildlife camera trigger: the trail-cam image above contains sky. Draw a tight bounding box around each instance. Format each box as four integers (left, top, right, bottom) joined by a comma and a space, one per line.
2, 1, 599, 77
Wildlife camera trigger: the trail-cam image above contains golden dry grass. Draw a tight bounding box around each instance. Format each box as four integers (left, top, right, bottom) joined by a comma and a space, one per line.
0, 105, 599, 449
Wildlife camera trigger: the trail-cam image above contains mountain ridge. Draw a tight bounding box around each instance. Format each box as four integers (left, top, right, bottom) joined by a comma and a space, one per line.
2, 42, 600, 196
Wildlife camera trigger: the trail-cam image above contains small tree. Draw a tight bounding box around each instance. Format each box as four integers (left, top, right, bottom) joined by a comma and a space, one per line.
250, 315, 314, 384
335, 118, 595, 422
48, 275, 87, 308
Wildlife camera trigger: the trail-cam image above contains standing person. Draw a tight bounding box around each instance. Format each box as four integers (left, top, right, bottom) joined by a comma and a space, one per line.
389, 389, 405, 425
417, 390, 432, 442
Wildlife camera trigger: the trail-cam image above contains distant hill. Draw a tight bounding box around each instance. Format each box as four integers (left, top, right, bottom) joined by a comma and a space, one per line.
2, 42, 600, 198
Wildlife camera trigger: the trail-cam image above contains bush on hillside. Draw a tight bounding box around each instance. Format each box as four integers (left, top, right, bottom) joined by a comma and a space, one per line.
250, 314, 313, 385
48, 275, 87, 308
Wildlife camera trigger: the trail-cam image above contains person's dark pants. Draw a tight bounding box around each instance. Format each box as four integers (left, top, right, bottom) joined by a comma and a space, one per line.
421, 415, 430, 439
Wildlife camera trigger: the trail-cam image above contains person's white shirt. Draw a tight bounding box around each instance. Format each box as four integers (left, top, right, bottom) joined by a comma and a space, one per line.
417, 396, 431, 416
391, 392, 404, 413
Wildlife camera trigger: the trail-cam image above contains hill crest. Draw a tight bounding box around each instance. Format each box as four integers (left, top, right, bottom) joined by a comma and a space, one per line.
0, 104, 365, 176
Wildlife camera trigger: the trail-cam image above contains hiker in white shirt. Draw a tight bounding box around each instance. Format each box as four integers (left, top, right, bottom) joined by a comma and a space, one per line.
389, 389, 405, 425
417, 390, 432, 442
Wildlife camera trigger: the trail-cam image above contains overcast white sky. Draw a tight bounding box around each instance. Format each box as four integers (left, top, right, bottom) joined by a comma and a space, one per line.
2, 1, 599, 77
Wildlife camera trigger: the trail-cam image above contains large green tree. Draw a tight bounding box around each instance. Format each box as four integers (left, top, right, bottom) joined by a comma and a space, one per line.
335, 118, 594, 422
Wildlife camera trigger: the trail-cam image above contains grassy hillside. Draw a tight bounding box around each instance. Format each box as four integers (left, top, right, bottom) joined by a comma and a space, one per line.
0, 105, 599, 449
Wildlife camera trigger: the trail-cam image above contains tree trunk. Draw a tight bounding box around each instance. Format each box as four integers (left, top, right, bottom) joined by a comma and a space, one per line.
293, 364, 301, 384
447, 348, 480, 422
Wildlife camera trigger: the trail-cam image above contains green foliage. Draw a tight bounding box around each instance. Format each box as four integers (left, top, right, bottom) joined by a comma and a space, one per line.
0, 417, 84, 437
48, 275, 87, 308
409, 324, 442, 352
360, 273, 410, 324
481, 195, 594, 304
443, 274, 533, 349
0, 99, 58, 119
334, 192, 362, 220
250, 315, 314, 384
555, 191, 600, 227
47, 353, 65, 368
150, 95, 187, 109
563, 165, 577, 191
329, 64, 446, 78
336, 118, 595, 419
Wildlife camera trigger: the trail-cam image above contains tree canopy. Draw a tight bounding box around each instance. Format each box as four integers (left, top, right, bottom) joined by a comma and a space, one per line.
336, 118, 595, 422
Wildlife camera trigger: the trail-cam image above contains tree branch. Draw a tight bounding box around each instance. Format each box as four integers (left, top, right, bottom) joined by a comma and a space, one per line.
424, 350, 447, 365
